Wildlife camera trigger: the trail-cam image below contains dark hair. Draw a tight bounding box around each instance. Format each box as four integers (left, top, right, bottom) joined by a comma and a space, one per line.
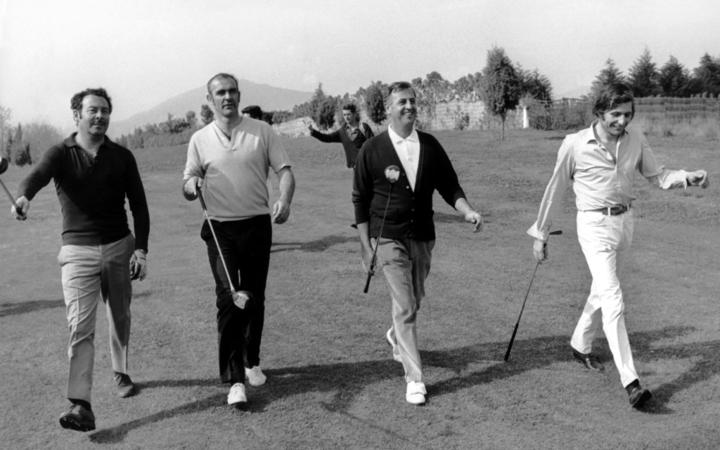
206, 73, 239, 95
70, 88, 113, 113
385, 81, 415, 106
341, 103, 357, 114
241, 105, 263, 119
593, 82, 635, 117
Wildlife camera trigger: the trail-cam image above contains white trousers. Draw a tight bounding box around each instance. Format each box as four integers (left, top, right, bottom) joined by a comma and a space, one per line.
571, 210, 638, 388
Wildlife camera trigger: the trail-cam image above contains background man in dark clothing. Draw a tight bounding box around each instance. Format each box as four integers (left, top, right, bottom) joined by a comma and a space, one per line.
12, 87, 150, 432
309, 103, 374, 168
352, 81, 482, 405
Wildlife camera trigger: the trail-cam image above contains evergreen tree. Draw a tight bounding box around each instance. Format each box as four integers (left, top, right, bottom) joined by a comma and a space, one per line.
659, 56, 690, 96
628, 48, 660, 97
365, 81, 386, 125
591, 59, 626, 98
481, 46, 521, 140
692, 53, 720, 96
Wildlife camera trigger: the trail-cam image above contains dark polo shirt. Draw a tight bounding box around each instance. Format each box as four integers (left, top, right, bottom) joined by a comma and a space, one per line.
18, 134, 150, 251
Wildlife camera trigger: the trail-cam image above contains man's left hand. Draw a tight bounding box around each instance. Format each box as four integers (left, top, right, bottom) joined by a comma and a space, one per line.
272, 199, 291, 224
687, 170, 709, 188
465, 210, 483, 232
129, 250, 147, 281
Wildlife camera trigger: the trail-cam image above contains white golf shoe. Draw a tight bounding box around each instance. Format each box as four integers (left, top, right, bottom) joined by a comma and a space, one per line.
406, 381, 426, 405
227, 383, 247, 406
385, 328, 402, 363
245, 366, 267, 387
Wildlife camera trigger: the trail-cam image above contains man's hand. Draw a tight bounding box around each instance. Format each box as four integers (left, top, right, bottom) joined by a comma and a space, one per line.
361, 241, 375, 273
129, 250, 148, 281
272, 199, 291, 224
183, 176, 203, 200
533, 239, 547, 263
687, 170, 709, 188
11, 196, 28, 220
465, 210, 483, 232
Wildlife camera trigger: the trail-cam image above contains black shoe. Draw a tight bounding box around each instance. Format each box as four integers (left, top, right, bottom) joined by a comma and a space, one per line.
114, 372, 137, 398
572, 349, 604, 371
626, 380, 652, 408
59, 403, 96, 432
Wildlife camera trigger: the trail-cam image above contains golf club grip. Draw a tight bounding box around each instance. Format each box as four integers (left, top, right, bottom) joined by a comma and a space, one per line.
363, 270, 373, 293
197, 187, 208, 210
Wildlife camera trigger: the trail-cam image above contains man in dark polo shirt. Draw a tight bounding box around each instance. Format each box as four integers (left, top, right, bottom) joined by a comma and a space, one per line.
309, 103, 374, 168
12, 87, 150, 432
353, 81, 482, 405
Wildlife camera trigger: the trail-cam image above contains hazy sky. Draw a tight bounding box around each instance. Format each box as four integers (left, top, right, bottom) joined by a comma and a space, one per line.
1, 0, 719, 130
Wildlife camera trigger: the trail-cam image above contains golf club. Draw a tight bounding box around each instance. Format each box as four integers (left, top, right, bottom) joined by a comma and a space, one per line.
0, 156, 26, 220
363, 165, 400, 293
503, 229, 562, 362
197, 186, 250, 309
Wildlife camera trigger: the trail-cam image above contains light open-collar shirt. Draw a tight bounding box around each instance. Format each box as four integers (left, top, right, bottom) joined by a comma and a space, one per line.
527, 122, 689, 241
388, 125, 420, 191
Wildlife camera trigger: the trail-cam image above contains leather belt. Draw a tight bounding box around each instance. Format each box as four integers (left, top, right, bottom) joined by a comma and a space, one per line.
589, 204, 631, 216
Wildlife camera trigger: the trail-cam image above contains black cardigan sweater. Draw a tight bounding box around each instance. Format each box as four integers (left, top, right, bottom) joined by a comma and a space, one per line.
352, 130, 466, 241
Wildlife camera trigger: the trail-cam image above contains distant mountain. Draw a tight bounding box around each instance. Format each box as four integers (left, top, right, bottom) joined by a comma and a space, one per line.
109, 79, 312, 137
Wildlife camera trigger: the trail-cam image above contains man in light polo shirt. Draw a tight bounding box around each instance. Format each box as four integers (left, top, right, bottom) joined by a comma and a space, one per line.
528, 82, 709, 409
182, 73, 295, 407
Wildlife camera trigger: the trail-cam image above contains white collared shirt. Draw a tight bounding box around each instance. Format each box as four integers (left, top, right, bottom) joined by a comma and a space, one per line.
388, 125, 420, 190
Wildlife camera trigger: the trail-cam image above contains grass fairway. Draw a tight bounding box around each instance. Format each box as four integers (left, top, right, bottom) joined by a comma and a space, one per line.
1, 128, 719, 449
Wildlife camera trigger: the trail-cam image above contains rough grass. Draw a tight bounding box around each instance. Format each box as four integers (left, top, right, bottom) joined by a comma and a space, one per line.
1, 128, 719, 449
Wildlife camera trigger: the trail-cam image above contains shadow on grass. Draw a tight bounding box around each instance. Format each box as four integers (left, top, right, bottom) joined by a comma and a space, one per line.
89, 325, 720, 443
270, 234, 355, 253
0, 299, 64, 317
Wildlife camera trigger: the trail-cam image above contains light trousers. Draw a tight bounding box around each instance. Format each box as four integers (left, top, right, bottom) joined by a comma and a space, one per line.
58, 235, 134, 402
377, 238, 434, 383
571, 210, 638, 387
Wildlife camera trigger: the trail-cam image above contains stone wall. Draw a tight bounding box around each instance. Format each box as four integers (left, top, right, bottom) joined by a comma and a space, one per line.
273, 100, 523, 137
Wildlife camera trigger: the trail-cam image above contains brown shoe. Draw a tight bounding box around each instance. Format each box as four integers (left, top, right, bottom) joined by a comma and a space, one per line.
114, 372, 137, 398
59, 403, 95, 432
572, 349, 604, 372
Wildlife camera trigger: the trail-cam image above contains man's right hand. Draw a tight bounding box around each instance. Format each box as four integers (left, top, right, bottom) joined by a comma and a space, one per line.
11, 196, 28, 220
361, 241, 374, 273
183, 176, 203, 200
533, 239, 547, 262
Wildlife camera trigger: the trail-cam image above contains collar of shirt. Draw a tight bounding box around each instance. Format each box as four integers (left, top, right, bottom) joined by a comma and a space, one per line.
388, 125, 420, 190
387, 125, 419, 145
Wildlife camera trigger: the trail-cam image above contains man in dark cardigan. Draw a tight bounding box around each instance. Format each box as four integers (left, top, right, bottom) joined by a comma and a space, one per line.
352, 81, 482, 405
308, 103, 374, 168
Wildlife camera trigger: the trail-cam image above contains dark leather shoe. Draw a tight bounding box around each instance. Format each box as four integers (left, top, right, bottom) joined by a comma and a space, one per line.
59, 403, 96, 432
572, 349, 604, 371
626, 380, 652, 408
114, 372, 137, 398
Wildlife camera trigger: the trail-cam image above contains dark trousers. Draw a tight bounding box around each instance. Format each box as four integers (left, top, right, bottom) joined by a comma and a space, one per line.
201, 215, 272, 384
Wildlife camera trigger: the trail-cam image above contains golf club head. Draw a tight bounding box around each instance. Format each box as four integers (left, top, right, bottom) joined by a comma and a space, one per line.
232, 290, 251, 309
0, 157, 8, 175
384, 165, 400, 184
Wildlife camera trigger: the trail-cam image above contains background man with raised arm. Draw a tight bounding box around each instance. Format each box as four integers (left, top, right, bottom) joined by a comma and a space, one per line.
309, 103, 374, 168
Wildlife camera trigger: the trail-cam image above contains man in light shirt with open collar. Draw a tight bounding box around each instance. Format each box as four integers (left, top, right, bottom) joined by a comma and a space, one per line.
528, 82, 709, 409
353, 81, 482, 405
